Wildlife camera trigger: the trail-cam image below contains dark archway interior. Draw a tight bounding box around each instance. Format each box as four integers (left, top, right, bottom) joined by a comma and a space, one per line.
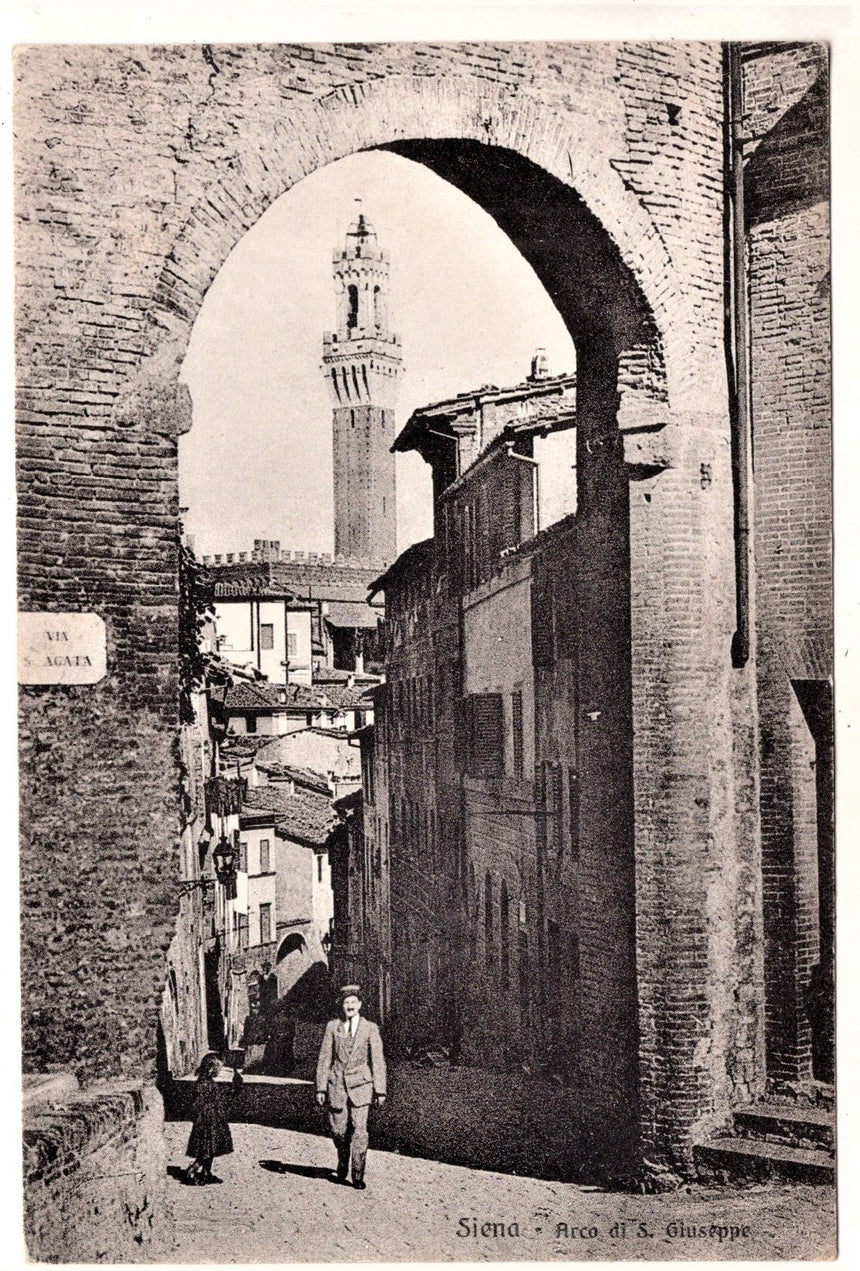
276, 932, 308, 964
381, 140, 656, 359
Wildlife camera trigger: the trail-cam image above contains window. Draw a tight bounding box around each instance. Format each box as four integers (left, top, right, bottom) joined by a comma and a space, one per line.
317, 854, 324, 883
518, 930, 530, 1030
246, 714, 257, 734
461, 693, 504, 778
237, 912, 249, 951
259, 838, 270, 874
500, 881, 510, 987
238, 840, 248, 873
551, 764, 564, 853
259, 903, 272, 946
484, 871, 494, 964
568, 767, 579, 858
287, 632, 298, 656
531, 558, 554, 667
362, 750, 375, 804
260, 623, 274, 651
534, 762, 547, 861
347, 284, 358, 330
511, 690, 524, 779
548, 920, 561, 985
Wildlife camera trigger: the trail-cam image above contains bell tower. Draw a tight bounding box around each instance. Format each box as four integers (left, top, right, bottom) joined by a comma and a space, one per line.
322, 205, 402, 565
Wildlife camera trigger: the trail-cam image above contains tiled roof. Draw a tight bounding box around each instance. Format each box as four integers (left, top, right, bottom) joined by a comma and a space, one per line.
324, 600, 382, 631
253, 762, 332, 795
370, 538, 435, 596
392, 370, 577, 453
212, 560, 386, 605
313, 667, 382, 685
313, 684, 376, 710
226, 681, 322, 711
225, 679, 377, 713
242, 784, 335, 847
225, 681, 287, 709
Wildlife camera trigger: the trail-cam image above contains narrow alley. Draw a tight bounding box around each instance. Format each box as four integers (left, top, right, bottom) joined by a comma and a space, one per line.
163, 1115, 835, 1263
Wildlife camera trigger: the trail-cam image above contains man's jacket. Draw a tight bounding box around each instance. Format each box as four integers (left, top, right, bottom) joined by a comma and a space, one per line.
316, 1015, 387, 1109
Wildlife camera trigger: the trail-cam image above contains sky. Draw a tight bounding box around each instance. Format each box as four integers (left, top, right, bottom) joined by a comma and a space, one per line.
178, 148, 577, 559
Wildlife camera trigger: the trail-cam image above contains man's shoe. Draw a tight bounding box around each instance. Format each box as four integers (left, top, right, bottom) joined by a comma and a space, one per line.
353, 1179, 366, 1190
334, 1170, 349, 1184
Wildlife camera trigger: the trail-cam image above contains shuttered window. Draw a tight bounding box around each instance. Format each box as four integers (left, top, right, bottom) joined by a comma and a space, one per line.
466, 693, 504, 778
535, 762, 547, 861
259, 903, 272, 946
548, 919, 561, 983
531, 560, 554, 667
542, 525, 578, 664
511, 690, 524, 778
484, 871, 494, 964
500, 881, 510, 986
552, 763, 564, 854
568, 766, 579, 858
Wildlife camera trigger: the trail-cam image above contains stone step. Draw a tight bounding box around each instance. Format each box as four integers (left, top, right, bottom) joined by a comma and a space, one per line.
733, 1102, 835, 1152
22, 1072, 80, 1107
695, 1136, 834, 1185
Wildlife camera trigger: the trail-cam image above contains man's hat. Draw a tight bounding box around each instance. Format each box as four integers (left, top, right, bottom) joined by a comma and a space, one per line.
339, 984, 362, 999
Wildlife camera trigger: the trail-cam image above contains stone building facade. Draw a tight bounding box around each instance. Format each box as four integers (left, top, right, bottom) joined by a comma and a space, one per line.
203, 543, 386, 677
330, 709, 393, 1026
15, 39, 831, 1253
378, 364, 644, 1163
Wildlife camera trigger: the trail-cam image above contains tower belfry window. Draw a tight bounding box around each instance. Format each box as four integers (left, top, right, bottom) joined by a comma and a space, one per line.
347, 284, 358, 331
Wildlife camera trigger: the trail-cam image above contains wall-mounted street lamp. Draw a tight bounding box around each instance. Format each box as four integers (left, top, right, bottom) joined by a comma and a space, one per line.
213, 834, 238, 886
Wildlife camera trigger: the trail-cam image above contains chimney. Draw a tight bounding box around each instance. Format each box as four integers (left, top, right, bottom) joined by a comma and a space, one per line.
529, 347, 550, 381
354, 651, 364, 676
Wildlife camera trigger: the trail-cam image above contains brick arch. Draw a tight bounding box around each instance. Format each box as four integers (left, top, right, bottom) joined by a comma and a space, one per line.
153, 75, 696, 408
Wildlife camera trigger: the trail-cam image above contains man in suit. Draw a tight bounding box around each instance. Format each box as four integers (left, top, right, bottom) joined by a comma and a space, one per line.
316, 984, 387, 1190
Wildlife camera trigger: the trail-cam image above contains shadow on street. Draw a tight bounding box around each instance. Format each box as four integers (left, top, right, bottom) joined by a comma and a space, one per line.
258, 1159, 341, 1182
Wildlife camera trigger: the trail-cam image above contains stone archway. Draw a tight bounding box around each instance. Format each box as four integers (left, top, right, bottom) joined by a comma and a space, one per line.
151, 76, 701, 403
147, 85, 745, 1170
17, 44, 758, 1179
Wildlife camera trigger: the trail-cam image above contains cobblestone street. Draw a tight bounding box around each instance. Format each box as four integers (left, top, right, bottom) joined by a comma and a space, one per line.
163, 1120, 835, 1263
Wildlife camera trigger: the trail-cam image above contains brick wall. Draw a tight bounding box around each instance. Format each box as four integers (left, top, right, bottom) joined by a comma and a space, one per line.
23, 1082, 168, 1262
745, 44, 832, 1085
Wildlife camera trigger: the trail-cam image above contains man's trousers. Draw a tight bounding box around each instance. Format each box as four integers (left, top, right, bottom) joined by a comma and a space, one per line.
328, 1099, 369, 1183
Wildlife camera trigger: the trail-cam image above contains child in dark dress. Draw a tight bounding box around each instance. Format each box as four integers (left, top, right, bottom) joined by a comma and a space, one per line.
185, 1053, 235, 1185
